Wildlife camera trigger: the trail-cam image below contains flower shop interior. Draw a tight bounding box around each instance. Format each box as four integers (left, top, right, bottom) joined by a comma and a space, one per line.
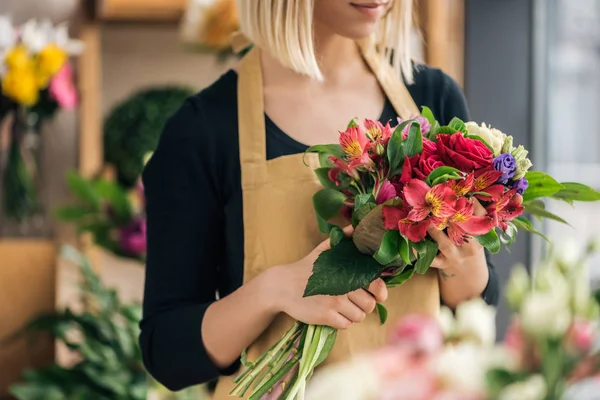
1, 0, 599, 399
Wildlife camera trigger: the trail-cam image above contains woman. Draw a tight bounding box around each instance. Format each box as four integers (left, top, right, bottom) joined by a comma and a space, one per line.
140, 0, 499, 395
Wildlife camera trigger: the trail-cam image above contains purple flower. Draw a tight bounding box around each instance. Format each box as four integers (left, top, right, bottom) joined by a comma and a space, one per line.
119, 218, 147, 257
493, 153, 517, 184
511, 177, 529, 195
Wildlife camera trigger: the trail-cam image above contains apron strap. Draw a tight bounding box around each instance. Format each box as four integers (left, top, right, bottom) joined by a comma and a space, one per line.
237, 47, 268, 186
359, 44, 420, 119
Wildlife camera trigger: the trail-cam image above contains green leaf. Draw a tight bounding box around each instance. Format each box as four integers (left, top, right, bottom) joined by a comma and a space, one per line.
420, 106, 436, 126
312, 326, 338, 367
594, 289, 600, 306
465, 134, 495, 153
511, 216, 550, 242
329, 226, 345, 247
436, 126, 457, 135
313, 189, 347, 220
54, 206, 94, 221
522, 171, 564, 202
402, 121, 423, 157
92, 180, 132, 222
385, 266, 415, 288
426, 121, 440, 141
347, 119, 358, 128
523, 201, 570, 225
425, 166, 463, 186
552, 182, 600, 203
448, 117, 467, 134
374, 230, 402, 265
413, 239, 439, 274
376, 303, 388, 325
387, 126, 406, 176
316, 214, 334, 234
351, 194, 376, 227
399, 236, 411, 265
318, 152, 335, 168
314, 168, 338, 190
485, 368, 529, 399
304, 239, 383, 297
305, 144, 346, 159
475, 229, 501, 254
66, 171, 101, 209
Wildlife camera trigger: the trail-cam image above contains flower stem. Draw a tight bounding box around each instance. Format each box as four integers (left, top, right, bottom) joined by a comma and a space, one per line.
230, 322, 303, 397
248, 355, 299, 400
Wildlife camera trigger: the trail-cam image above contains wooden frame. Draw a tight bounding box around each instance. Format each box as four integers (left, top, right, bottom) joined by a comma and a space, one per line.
419, 0, 466, 87
98, 0, 188, 21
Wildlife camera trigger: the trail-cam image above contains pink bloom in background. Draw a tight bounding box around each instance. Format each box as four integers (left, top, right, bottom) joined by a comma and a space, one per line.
503, 318, 526, 355
567, 319, 596, 354
388, 314, 444, 355
49, 62, 78, 109
119, 218, 147, 257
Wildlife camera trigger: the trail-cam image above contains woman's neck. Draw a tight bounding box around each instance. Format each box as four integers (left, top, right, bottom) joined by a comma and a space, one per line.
261, 24, 368, 86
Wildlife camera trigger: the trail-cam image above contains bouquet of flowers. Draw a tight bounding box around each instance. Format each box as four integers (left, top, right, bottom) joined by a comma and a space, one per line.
230, 110, 600, 399
0, 15, 82, 221
306, 240, 600, 400
55, 171, 147, 261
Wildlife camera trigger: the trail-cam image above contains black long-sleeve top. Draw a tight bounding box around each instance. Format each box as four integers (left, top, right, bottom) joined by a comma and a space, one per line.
139, 66, 500, 391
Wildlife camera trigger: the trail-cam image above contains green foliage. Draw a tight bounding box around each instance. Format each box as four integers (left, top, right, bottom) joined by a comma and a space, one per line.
312, 189, 347, 221
6, 247, 147, 400
413, 239, 439, 274
522, 171, 564, 202
304, 239, 383, 297
476, 229, 501, 254
103, 86, 194, 188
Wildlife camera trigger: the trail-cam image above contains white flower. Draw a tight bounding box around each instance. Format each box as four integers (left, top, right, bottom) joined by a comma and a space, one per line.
53, 24, 84, 55
533, 262, 570, 301
454, 298, 497, 346
435, 343, 489, 395
511, 145, 532, 179
465, 121, 506, 156
520, 292, 571, 338
502, 135, 514, 153
499, 375, 547, 400
0, 15, 17, 53
20, 19, 52, 52
505, 264, 530, 310
438, 306, 455, 338
306, 359, 380, 400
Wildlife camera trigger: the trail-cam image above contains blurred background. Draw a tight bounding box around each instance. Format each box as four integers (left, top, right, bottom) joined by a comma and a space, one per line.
0, 0, 598, 399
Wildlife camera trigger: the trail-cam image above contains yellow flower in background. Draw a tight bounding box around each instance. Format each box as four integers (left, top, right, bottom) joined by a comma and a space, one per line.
4, 45, 34, 70
203, 0, 238, 50
36, 43, 68, 87
2, 67, 39, 106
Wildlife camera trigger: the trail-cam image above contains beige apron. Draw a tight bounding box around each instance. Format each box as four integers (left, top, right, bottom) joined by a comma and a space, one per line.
213, 45, 440, 399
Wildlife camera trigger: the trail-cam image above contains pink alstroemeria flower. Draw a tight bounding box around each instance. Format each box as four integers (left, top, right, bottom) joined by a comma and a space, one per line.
403, 179, 457, 222
339, 125, 374, 169
364, 119, 393, 143
430, 197, 495, 246
49, 62, 78, 109
376, 179, 397, 204
485, 188, 524, 231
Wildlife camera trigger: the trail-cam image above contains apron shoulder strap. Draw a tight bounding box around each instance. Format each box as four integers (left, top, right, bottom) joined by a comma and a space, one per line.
360, 45, 421, 119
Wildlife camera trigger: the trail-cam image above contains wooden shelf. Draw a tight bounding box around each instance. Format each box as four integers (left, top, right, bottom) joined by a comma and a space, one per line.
98, 0, 188, 22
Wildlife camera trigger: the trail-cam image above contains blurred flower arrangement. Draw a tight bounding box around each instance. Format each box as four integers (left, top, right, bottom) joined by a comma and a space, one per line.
55, 170, 148, 261
0, 15, 82, 222
3, 246, 208, 400
180, 0, 240, 60
306, 240, 600, 400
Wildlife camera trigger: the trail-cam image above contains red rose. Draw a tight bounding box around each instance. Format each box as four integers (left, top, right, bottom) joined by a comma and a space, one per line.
422, 138, 437, 154
418, 152, 444, 176
436, 133, 493, 172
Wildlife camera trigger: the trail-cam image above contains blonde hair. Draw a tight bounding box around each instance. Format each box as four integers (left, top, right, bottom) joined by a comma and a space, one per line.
237, 0, 415, 83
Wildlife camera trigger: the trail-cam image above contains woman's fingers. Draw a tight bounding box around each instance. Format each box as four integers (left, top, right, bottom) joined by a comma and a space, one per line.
472, 198, 488, 217
335, 297, 367, 323
428, 227, 458, 260
366, 278, 388, 303
348, 289, 378, 314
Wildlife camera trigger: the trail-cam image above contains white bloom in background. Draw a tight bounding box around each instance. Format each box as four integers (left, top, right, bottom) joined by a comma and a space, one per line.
0, 15, 17, 53
533, 263, 570, 302
20, 19, 52, 52
438, 306, 455, 338
564, 378, 600, 400
435, 343, 488, 395
53, 24, 84, 55
521, 292, 571, 338
306, 359, 380, 400
499, 375, 547, 400
465, 122, 506, 156
505, 264, 530, 310
454, 298, 496, 346
554, 238, 582, 269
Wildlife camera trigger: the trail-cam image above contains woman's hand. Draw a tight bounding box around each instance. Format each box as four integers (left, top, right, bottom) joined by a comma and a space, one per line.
263, 227, 388, 330
428, 199, 490, 309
